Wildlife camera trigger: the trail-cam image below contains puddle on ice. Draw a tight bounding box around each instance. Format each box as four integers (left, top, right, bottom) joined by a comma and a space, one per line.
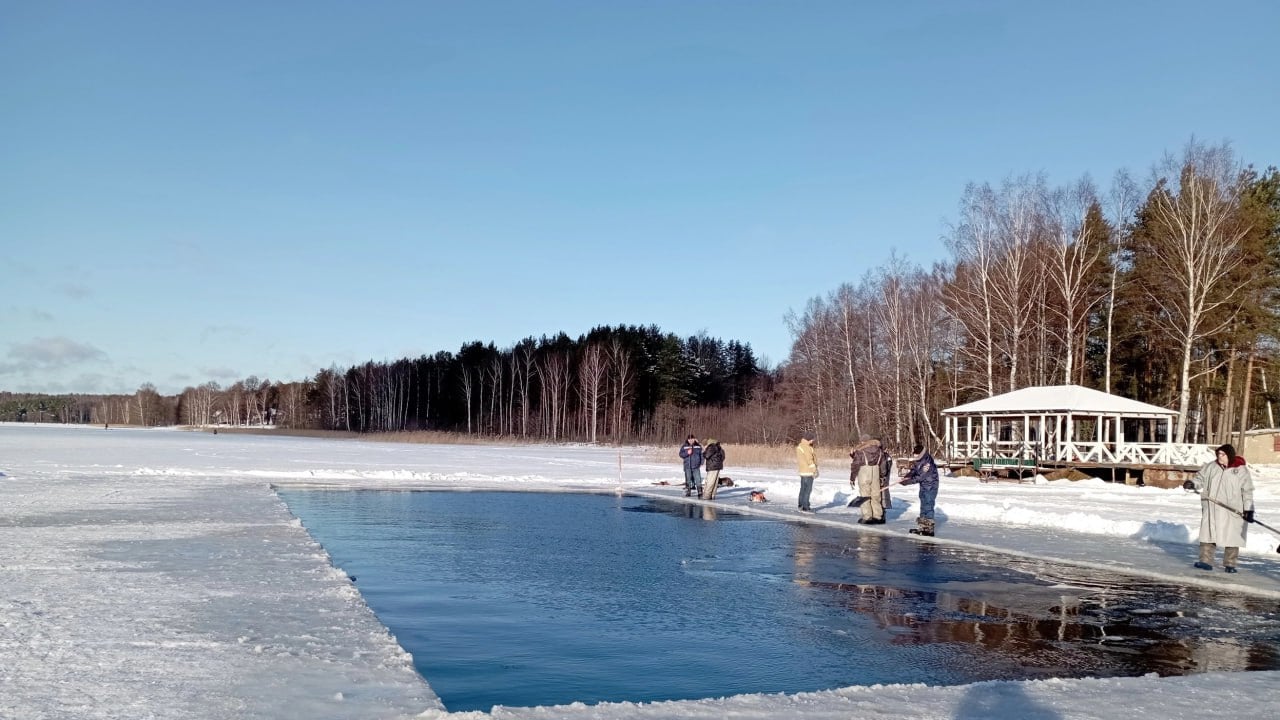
279, 490, 1280, 712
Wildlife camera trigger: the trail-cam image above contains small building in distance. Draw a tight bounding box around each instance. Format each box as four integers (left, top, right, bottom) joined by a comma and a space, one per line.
1241, 428, 1280, 465
942, 384, 1214, 487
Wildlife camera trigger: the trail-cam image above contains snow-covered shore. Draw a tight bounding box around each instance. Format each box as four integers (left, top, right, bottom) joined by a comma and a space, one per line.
2, 423, 1278, 719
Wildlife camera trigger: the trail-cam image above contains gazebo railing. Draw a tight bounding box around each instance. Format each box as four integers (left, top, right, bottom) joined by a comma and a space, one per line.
948, 438, 1214, 467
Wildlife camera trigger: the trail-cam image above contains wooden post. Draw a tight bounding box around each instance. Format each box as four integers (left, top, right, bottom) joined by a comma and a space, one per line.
1066, 414, 1074, 462
1261, 367, 1276, 428
1114, 413, 1123, 463
1237, 350, 1255, 453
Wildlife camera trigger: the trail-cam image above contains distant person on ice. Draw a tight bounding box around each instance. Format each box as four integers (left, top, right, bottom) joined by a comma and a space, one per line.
795, 431, 818, 513
1183, 443, 1254, 574
899, 443, 940, 536
679, 435, 704, 497
701, 438, 725, 500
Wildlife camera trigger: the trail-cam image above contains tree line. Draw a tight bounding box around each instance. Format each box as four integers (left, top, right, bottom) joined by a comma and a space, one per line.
2, 326, 786, 446
6, 139, 1277, 453
785, 139, 1280, 451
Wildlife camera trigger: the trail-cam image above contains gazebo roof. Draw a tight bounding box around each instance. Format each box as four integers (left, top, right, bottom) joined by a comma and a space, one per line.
942, 384, 1176, 417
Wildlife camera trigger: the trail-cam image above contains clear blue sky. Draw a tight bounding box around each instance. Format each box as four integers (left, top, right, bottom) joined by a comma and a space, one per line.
3, 1, 1277, 395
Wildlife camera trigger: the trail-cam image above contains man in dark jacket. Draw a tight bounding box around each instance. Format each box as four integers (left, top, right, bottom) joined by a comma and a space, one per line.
900, 443, 940, 536
701, 439, 725, 500
679, 435, 704, 497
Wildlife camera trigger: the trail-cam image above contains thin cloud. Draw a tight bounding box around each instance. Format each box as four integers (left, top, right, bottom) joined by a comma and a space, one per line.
57, 283, 93, 299
0, 336, 108, 374
201, 367, 239, 380
6, 306, 55, 322
200, 325, 251, 343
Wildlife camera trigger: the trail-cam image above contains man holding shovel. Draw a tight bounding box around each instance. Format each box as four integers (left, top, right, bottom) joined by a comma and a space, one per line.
1183, 443, 1254, 573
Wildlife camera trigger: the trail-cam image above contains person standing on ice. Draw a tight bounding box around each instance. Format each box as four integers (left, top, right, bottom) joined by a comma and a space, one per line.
1183, 443, 1255, 574
701, 438, 725, 500
679, 434, 704, 497
849, 437, 889, 524
899, 443, 939, 536
795, 431, 818, 513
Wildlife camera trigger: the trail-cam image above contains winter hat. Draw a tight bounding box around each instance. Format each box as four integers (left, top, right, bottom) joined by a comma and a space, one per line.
802, 431, 816, 442
1216, 444, 1236, 465
706, 438, 717, 445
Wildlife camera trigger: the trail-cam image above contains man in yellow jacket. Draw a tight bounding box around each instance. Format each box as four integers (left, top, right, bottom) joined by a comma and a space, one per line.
796, 431, 818, 513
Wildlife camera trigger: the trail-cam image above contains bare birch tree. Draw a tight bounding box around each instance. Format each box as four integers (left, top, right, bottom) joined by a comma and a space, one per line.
459, 367, 474, 434
988, 175, 1045, 392
1134, 141, 1250, 441
578, 343, 606, 443
607, 337, 634, 441
1103, 169, 1140, 393
536, 352, 571, 440
944, 183, 1002, 396
1043, 178, 1107, 384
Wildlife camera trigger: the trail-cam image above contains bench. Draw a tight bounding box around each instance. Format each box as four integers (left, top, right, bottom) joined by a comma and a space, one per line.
973, 457, 1038, 483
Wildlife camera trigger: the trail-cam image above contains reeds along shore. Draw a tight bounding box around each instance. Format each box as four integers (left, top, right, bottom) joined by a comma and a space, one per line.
194, 426, 912, 471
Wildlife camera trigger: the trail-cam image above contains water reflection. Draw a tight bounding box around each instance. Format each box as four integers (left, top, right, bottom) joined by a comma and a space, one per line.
787, 528, 1280, 676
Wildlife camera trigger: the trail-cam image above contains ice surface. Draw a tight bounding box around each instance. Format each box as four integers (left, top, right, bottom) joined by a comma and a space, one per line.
2, 423, 1278, 719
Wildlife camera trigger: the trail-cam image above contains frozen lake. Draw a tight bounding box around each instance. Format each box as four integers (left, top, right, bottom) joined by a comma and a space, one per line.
281, 490, 1280, 712
5, 424, 1280, 720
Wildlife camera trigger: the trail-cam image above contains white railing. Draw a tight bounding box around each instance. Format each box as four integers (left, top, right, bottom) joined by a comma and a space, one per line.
948, 439, 1214, 467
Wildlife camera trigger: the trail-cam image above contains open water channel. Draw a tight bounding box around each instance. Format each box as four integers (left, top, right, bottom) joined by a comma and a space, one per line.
279, 490, 1280, 713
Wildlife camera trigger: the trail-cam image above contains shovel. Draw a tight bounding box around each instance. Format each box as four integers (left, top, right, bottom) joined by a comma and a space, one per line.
1190, 489, 1280, 552
849, 480, 903, 508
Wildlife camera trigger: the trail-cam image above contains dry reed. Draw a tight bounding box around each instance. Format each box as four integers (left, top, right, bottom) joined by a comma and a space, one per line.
641, 442, 879, 471
196, 428, 906, 472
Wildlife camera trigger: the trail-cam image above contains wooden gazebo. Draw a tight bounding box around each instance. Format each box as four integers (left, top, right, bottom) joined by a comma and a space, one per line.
942, 384, 1214, 480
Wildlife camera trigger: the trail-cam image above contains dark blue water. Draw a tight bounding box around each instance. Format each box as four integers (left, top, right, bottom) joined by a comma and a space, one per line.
279, 490, 1280, 712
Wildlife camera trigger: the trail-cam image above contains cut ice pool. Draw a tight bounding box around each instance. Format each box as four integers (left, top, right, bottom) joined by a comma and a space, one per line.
278, 490, 1280, 712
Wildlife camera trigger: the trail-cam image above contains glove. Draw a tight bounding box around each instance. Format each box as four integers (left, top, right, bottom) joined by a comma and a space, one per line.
1182, 480, 1195, 491
1243, 510, 1255, 523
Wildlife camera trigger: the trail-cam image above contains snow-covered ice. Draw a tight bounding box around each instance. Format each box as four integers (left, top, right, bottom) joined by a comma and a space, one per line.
2, 423, 1278, 719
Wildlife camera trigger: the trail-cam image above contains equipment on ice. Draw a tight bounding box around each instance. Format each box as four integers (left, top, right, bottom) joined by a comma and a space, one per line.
1188, 488, 1280, 553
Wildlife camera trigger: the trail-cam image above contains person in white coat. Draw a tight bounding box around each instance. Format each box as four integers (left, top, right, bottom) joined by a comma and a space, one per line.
1184, 443, 1255, 574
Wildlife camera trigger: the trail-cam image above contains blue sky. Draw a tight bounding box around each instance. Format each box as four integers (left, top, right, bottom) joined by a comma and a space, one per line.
3, 1, 1278, 395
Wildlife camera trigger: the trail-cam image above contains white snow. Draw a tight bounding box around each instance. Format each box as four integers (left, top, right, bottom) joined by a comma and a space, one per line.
2, 422, 1278, 719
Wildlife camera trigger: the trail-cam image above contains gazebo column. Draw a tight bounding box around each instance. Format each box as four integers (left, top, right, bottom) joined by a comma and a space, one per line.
1066, 414, 1074, 462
